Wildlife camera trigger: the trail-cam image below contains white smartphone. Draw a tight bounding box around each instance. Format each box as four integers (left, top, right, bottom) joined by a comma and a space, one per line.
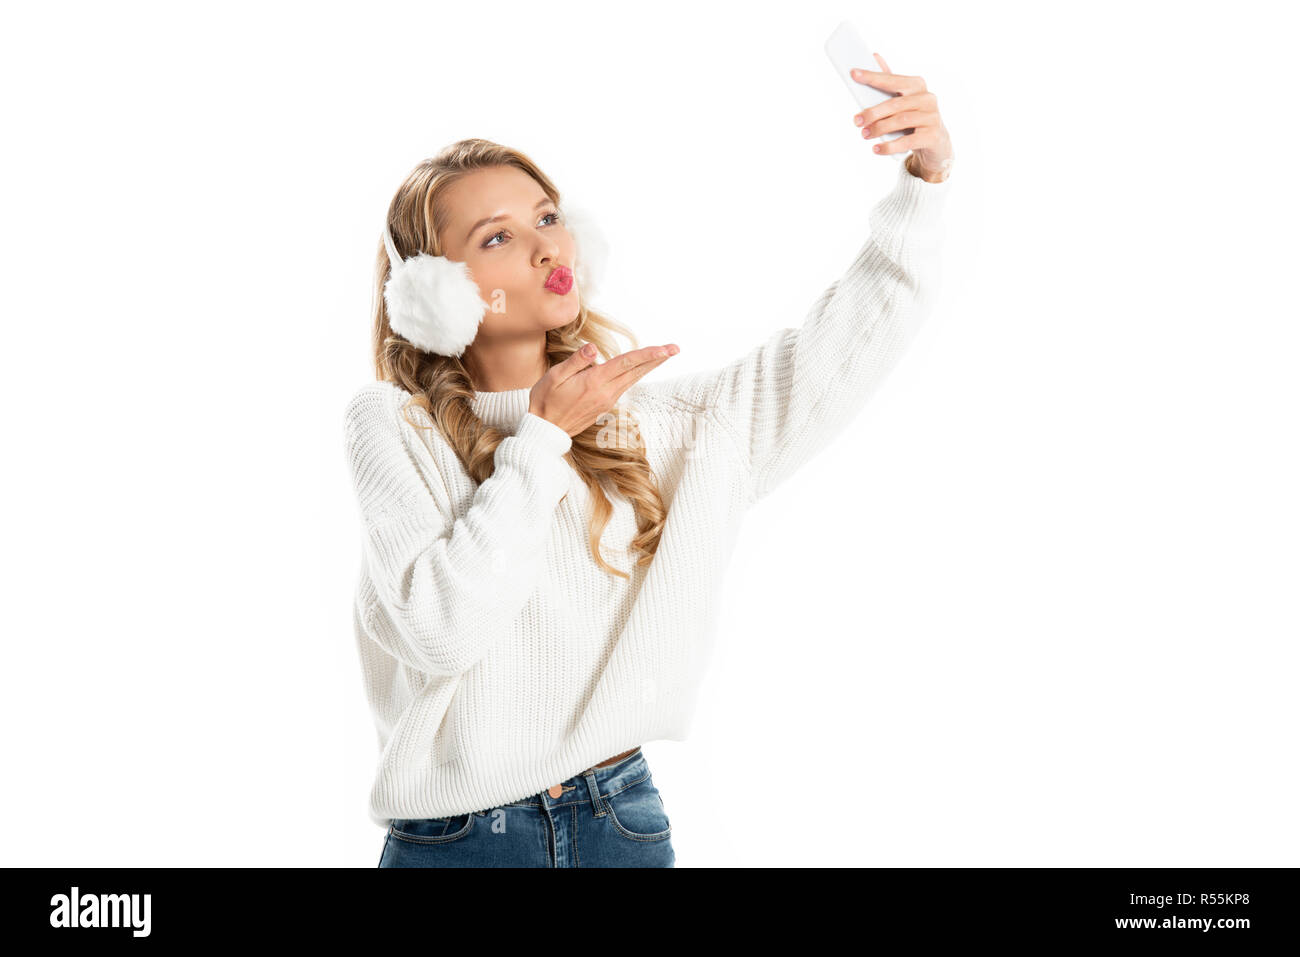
824, 20, 907, 160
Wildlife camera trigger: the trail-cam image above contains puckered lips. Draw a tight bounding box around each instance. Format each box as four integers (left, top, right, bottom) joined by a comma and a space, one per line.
544, 265, 574, 295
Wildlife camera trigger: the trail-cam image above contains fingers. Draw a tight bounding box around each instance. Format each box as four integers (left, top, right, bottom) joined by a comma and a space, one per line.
873, 129, 931, 155
862, 110, 930, 141
854, 91, 936, 132
593, 344, 677, 384
552, 342, 599, 386
605, 355, 676, 401
547, 342, 680, 414
850, 66, 927, 97
602, 344, 680, 393
873, 52, 891, 73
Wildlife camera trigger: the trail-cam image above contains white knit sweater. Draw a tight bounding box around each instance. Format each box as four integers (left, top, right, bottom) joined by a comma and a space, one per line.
343, 158, 951, 827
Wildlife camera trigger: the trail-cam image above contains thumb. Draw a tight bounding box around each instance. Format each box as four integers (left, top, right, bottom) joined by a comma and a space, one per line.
552, 342, 598, 386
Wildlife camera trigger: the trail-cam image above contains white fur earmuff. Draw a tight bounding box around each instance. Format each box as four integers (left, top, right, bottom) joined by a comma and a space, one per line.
561, 202, 609, 301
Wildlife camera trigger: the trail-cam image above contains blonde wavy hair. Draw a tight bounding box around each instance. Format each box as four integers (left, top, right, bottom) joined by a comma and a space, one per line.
370, 138, 667, 579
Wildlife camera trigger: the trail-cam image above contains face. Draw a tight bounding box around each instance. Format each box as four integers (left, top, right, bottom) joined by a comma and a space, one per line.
436, 165, 579, 343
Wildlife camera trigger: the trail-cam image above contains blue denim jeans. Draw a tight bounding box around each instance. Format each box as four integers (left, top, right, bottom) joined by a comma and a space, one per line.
378, 747, 674, 867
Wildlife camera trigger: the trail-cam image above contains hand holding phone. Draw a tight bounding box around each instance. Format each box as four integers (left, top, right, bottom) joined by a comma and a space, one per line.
824, 20, 906, 160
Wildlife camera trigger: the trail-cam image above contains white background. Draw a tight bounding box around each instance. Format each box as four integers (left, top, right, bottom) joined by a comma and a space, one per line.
2, 0, 1296, 867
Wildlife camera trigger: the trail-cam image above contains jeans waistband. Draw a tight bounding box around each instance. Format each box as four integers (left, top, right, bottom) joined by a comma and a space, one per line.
507, 747, 647, 815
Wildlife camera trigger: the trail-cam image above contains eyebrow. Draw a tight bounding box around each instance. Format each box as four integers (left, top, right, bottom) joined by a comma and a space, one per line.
466, 197, 555, 244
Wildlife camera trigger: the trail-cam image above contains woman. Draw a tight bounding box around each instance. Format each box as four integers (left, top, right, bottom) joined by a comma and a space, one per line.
345, 55, 955, 867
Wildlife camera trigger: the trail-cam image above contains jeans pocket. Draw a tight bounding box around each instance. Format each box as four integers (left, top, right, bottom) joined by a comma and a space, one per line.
388, 813, 476, 844
603, 774, 672, 842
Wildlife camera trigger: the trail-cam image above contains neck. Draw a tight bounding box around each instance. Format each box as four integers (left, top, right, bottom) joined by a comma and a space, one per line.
463, 336, 548, 393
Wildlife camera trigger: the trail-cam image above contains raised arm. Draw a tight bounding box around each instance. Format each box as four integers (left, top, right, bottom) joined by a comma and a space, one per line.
344, 383, 573, 676
641, 158, 952, 502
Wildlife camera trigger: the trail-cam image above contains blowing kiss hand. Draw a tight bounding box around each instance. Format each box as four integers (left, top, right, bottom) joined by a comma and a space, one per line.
529, 341, 680, 438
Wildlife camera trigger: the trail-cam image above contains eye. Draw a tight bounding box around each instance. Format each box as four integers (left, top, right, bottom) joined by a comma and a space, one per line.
482, 209, 562, 248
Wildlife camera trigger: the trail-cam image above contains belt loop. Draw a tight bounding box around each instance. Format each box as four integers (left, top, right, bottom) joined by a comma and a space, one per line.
582, 768, 606, 817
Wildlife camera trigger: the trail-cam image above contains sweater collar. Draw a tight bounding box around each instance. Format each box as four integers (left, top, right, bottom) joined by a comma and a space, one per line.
471, 387, 532, 433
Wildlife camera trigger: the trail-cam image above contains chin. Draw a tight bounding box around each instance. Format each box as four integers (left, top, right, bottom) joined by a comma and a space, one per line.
543, 298, 581, 329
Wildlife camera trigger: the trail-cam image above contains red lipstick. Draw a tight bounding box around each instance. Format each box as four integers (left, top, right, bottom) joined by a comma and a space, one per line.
544, 265, 574, 295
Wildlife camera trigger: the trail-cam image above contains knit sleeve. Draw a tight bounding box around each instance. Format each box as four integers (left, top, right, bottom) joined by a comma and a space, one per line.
343, 384, 573, 676
643, 159, 951, 503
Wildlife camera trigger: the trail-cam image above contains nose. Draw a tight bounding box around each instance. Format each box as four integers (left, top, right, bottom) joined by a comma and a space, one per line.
532, 235, 562, 269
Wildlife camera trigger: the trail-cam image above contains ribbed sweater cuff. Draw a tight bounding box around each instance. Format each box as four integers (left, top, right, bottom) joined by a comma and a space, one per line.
876, 155, 952, 233
513, 411, 573, 456
489, 411, 573, 509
